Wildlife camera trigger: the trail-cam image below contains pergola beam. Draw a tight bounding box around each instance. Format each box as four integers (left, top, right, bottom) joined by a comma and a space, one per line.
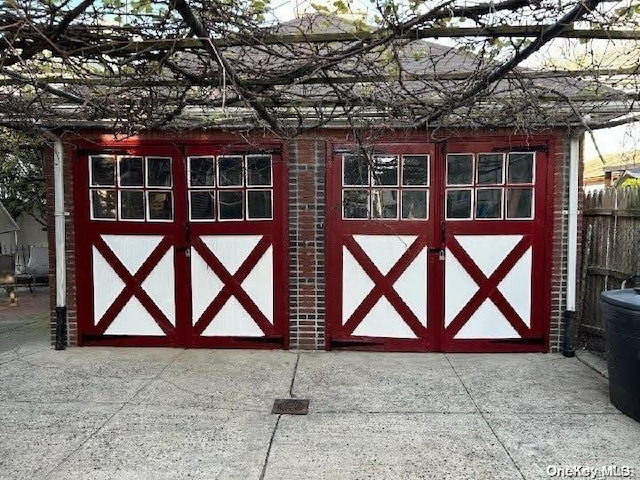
4, 25, 639, 58
2, 66, 639, 88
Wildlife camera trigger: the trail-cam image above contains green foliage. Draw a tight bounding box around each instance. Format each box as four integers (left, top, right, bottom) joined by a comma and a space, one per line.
0, 129, 46, 226
620, 177, 640, 188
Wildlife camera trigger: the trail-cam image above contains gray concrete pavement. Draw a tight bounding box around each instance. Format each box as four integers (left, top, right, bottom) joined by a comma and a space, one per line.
1, 297, 639, 479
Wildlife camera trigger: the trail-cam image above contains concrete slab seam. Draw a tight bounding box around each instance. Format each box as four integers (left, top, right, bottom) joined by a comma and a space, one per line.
288, 352, 301, 398
259, 414, 281, 480
0, 346, 50, 367
444, 354, 527, 480
0, 318, 46, 334
39, 348, 187, 480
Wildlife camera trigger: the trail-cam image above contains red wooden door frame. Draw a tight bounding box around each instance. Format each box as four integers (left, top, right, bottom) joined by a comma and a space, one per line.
325, 142, 442, 352
440, 137, 554, 352
74, 139, 288, 348
75, 143, 188, 347
325, 136, 554, 353
185, 144, 288, 349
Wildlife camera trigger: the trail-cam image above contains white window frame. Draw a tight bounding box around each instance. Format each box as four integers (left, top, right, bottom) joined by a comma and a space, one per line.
505, 187, 535, 220
245, 154, 273, 187
216, 155, 245, 188
246, 189, 274, 221
217, 189, 245, 222
401, 154, 430, 187
445, 188, 474, 221
188, 190, 216, 222
187, 156, 216, 188
145, 156, 173, 189
89, 189, 117, 221
474, 187, 504, 221
400, 189, 430, 221
118, 189, 146, 222
507, 151, 536, 185
117, 155, 145, 189
146, 190, 174, 222
476, 153, 505, 186
446, 153, 475, 187
89, 155, 116, 187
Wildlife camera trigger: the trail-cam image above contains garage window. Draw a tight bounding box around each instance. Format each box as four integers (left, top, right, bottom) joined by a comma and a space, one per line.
89, 155, 173, 222
342, 153, 429, 220
446, 152, 534, 220
187, 154, 273, 222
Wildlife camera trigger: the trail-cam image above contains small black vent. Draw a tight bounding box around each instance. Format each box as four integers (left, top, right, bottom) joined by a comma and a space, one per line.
271, 398, 310, 415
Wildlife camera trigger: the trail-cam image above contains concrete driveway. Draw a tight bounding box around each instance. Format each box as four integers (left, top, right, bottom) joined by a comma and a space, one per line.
1, 294, 639, 479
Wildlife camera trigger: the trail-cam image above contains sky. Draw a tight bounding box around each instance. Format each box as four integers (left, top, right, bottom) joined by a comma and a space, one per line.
584, 123, 640, 160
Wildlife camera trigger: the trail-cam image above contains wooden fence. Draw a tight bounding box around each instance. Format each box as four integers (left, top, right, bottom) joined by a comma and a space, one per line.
580, 188, 640, 347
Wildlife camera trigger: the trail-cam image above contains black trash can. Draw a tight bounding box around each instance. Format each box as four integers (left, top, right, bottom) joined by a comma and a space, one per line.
600, 288, 640, 421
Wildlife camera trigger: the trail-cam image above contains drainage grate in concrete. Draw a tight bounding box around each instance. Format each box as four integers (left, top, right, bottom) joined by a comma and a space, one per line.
271, 398, 310, 415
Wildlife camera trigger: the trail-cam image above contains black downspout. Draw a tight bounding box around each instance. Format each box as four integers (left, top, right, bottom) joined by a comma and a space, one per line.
562, 310, 576, 357
55, 306, 67, 350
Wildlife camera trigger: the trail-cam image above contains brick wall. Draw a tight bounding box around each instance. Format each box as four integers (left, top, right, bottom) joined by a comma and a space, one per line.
287, 136, 326, 350
47, 129, 575, 352
548, 131, 580, 353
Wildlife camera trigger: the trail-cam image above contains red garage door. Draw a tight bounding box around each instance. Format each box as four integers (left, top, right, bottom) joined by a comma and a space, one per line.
74, 143, 287, 348
326, 140, 551, 352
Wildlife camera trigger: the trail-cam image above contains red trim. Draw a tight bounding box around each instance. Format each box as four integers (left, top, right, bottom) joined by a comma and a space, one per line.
326, 142, 439, 351
441, 139, 551, 352
443, 236, 532, 340
73, 138, 288, 348
191, 236, 273, 336
326, 137, 553, 352
341, 236, 429, 338
93, 236, 175, 335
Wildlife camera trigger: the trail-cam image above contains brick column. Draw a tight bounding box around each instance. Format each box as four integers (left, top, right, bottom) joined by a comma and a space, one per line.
549, 132, 570, 352
288, 137, 326, 350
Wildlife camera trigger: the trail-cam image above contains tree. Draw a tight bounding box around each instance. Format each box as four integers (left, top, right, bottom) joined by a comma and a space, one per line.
0, 0, 639, 137
0, 128, 46, 226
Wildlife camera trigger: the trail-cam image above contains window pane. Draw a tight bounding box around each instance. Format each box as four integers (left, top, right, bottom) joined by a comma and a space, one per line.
120, 190, 145, 220
402, 155, 429, 186
372, 155, 398, 186
247, 155, 272, 186
401, 190, 428, 219
190, 191, 216, 220
147, 157, 172, 187
508, 153, 534, 183
148, 192, 173, 220
218, 190, 243, 219
189, 157, 215, 187
90, 156, 115, 186
343, 154, 369, 186
218, 156, 243, 187
371, 189, 398, 219
119, 156, 144, 187
247, 190, 273, 219
446, 189, 472, 219
447, 154, 473, 185
475, 189, 502, 219
507, 188, 534, 219
343, 190, 368, 219
477, 154, 503, 185
91, 190, 116, 219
